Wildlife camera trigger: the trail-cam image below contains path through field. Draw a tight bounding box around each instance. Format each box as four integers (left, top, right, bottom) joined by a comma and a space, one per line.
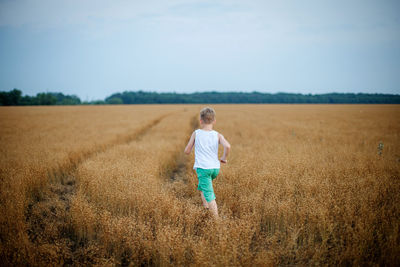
23, 109, 207, 265
165, 116, 201, 203
25, 113, 175, 264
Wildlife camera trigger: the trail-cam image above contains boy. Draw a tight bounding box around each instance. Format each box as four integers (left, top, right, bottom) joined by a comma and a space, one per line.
184, 107, 231, 218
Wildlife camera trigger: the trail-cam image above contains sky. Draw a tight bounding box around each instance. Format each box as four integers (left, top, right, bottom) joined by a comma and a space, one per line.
0, 0, 399, 100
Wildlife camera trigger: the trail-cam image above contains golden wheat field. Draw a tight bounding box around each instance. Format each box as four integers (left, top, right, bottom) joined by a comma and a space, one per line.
0, 104, 399, 266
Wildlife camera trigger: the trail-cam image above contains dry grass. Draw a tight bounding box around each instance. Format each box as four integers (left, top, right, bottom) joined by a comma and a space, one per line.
0, 105, 185, 265
1, 104, 399, 266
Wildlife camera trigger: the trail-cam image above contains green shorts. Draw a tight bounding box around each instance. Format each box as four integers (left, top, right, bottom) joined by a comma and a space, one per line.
196, 168, 220, 202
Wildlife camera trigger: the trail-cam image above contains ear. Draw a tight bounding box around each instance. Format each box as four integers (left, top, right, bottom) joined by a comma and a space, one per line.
213, 119, 217, 124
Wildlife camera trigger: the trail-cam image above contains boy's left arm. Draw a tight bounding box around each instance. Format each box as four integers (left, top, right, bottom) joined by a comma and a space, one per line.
218, 133, 231, 163
184, 131, 195, 155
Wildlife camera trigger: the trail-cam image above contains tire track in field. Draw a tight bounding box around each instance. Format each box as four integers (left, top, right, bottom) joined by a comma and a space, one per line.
169, 115, 198, 182
25, 113, 170, 265
164, 115, 200, 203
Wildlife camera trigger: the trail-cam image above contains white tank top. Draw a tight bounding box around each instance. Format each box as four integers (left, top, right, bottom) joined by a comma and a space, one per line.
193, 129, 220, 170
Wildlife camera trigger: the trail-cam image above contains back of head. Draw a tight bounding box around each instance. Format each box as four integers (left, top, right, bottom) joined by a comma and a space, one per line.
200, 107, 216, 124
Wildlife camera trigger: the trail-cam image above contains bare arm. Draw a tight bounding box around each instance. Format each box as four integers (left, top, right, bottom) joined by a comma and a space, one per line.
184, 131, 196, 155
218, 133, 231, 163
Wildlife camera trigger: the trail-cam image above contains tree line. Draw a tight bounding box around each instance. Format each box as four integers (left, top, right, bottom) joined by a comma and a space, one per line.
0, 89, 81, 105
1, 88, 399, 106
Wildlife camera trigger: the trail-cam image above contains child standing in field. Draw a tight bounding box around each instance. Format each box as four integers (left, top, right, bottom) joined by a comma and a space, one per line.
184, 107, 231, 218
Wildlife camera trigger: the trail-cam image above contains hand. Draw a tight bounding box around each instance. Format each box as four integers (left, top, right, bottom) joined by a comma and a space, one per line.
220, 158, 227, 164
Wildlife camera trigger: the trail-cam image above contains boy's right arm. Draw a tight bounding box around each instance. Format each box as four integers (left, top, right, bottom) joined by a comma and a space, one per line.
218, 133, 231, 163
184, 131, 196, 155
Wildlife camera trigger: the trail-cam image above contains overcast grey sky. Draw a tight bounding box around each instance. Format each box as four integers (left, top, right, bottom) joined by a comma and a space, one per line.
0, 0, 399, 100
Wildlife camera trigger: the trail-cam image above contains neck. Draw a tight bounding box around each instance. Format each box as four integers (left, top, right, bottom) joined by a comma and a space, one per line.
201, 124, 213, 131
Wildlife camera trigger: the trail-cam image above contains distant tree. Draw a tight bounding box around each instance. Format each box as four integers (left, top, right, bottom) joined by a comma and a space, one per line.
0, 88, 22, 105
90, 100, 106, 105
20, 95, 34, 105
106, 97, 123, 104
36, 93, 57, 105
51, 93, 81, 105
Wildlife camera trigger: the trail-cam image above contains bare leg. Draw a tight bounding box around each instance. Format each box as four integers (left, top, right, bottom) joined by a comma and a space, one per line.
208, 200, 219, 219
200, 191, 209, 209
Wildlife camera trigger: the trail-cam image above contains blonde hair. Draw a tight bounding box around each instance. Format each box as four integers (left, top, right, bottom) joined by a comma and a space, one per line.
200, 107, 216, 124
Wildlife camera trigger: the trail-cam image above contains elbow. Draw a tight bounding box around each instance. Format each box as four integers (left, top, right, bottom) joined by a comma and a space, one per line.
226, 145, 231, 153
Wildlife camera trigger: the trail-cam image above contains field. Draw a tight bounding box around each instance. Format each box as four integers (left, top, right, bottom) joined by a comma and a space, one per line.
1, 104, 399, 266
